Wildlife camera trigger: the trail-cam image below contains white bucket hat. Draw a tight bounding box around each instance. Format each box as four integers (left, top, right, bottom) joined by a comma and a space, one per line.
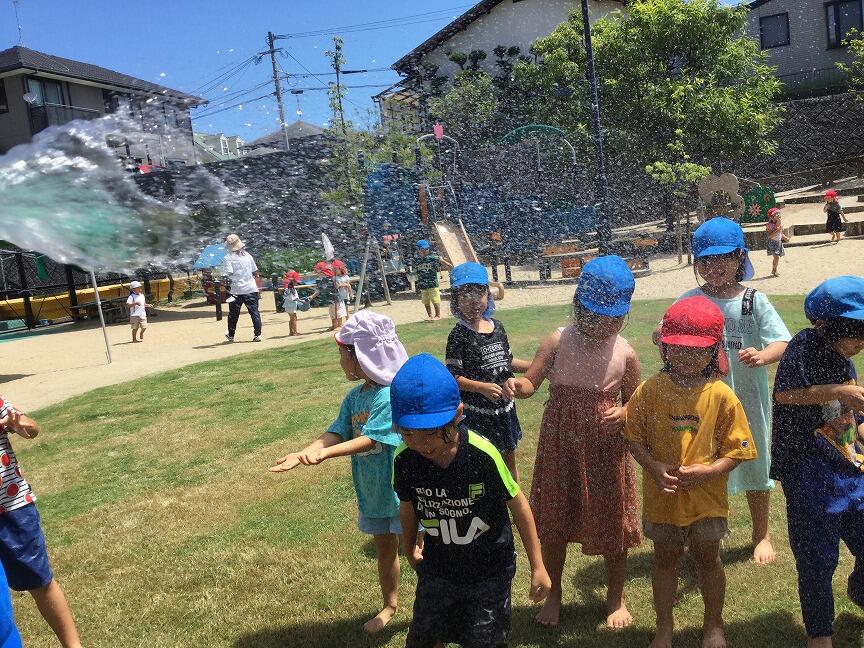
336, 311, 408, 386
129, 280, 142, 289
224, 234, 245, 252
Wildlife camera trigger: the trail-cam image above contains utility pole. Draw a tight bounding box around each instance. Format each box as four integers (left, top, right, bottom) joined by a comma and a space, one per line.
326, 36, 348, 137
267, 31, 291, 152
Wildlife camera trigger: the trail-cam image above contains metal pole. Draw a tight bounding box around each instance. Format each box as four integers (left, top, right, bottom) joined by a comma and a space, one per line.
580, 0, 612, 254
213, 278, 223, 321
268, 31, 291, 152
354, 237, 372, 312
372, 239, 392, 305
89, 271, 112, 364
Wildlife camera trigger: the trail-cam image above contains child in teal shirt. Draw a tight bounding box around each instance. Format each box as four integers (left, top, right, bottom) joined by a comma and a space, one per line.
270, 311, 409, 635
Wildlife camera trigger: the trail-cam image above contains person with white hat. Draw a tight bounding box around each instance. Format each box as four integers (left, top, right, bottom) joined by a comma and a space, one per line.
269, 311, 409, 635
220, 234, 262, 342
126, 280, 147, 343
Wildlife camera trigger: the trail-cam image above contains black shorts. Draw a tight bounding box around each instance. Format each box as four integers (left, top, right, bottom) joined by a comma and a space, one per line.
406, 573, 512, 648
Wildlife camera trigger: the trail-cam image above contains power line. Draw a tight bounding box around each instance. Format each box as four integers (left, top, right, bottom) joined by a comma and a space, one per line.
192, 56, 257, 97
191, 92, 274, 120
283, 48, 366, 112
276, 5, 472, 39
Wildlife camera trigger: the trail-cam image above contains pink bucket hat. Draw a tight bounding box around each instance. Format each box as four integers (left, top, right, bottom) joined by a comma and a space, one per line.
336, 311, 408, 386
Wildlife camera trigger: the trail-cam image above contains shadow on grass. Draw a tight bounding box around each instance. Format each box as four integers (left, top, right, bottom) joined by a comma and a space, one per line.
835, 611, 864, 646
232, 613, 409, 648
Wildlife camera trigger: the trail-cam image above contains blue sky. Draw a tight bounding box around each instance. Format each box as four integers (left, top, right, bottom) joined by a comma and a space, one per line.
0, 0, 476, 139
0, 0, 741, 141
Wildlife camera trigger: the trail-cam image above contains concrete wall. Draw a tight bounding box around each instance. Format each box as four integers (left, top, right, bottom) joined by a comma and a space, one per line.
0, 73, 33, 154
419, 0, 623, 79
746, 0, 857, 94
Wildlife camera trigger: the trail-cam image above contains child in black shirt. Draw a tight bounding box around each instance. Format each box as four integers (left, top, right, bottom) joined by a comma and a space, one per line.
391, 353, 550, 648
445, 262, 530, 481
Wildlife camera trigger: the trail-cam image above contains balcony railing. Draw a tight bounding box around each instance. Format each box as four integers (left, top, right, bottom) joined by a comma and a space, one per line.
28, 103, 102, 135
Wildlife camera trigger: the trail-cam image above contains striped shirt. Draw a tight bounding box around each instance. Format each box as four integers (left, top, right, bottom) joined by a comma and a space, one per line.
0, 398, 35, 514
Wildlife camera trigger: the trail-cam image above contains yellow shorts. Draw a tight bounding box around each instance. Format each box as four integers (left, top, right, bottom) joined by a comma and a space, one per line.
420, 288, 441, 305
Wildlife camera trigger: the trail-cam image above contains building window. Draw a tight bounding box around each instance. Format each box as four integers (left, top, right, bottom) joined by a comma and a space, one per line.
826, 0, 863, 48
0, 79, 8, 114
220, 137, 229, 155
26, 77, 64, 106
759, 13, 790, 49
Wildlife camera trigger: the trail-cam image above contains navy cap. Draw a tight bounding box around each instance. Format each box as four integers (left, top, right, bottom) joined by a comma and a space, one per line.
576, 255, 635, 317
416, 239, 430, 250
692, 217, 754, 281
805, 276, 864, 322
391, 353, 461, 429
450, 262, 489, 288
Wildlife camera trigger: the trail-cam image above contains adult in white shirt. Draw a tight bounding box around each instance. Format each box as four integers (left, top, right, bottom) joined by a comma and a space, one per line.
220, 234, 262, 342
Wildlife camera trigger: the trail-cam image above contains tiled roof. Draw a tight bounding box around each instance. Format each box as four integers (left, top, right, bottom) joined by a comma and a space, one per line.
0, 46, 204, 104
246, 120, 326, 147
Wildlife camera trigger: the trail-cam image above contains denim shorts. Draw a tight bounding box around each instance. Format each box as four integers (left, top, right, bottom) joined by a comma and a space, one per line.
0, 504, 53, 591
358, 512, 402, 536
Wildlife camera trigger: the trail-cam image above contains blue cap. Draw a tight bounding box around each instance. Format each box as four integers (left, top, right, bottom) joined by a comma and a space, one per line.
390, 353, 461, 429
416, 239, 430, 250
692, 217, 754, 281
450, 262, 488, 288
805, 276, 864, 322
576, 255, 635, 317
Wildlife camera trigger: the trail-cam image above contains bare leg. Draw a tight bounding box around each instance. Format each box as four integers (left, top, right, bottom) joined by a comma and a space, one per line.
690, 540, 726, 648
747, 490, 775, 565
364, 533, 399, 634
605, 551, 632, 628
650, 542, 683, 648
424, 302, 433, 319
131, 329, 137, 343
535, 542, 566, 626
502, 449, 519, 483
433, 302, 441, 319
139, 327, 145, 340
807, 638, 832, 647
771, 255, 779, 276
30, 579, 82, 648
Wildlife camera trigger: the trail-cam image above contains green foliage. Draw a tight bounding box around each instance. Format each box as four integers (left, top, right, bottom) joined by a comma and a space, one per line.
256, 247, 321, 276
445, 50, 468, 70
838, 29, 864, 97
428, 72, 500, 148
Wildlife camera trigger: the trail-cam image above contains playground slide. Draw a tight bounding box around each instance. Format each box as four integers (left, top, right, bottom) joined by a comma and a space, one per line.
432, 220, 504, 300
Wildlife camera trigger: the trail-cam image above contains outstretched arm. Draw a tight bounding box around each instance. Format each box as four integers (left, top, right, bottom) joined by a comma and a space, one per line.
0, 410, 39, 440
514, 330, 561, 398
508, 492, 551, 602
775, 383, 864, 411
739, 341, 788, 368
269, 431, 349, 472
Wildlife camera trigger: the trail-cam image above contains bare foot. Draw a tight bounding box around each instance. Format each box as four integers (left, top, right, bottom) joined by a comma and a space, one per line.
807, 637, 833, 647
702, 625, 726, 648
363, 604, 397, 634
606, 600, 633, 629
534, 593, 561, 626
753, 537, 776, 565
649, 624, 674, 648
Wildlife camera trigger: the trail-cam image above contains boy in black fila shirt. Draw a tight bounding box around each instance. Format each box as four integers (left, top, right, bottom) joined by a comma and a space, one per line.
391, 353, 550, 648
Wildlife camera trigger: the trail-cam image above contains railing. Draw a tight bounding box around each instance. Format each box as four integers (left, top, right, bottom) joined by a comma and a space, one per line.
29, 103, 102, 135
777, 66, 848, 97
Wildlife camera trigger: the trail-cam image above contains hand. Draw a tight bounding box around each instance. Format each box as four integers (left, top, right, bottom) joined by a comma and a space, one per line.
298, 447, 328, 466
512, 378, 536, 399
501, 378, 517, 401
836, 385, 864, 412
478, 382, 504, 403
268, 453, 302, 473
738, 347, 766, 368
529, 567, 552, 603
674, 463, 715, 489
0, 409, 37, 439
651, 329, 661, 346
650, 462, 680, 494
407, 543, 424, 570
600, 406, 626, 433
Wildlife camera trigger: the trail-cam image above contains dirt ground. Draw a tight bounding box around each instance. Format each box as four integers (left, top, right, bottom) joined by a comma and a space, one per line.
4, 237, 863, 413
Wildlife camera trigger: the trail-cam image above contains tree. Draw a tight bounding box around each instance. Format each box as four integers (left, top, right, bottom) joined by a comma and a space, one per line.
428, 72, 499, 149
838, 30, 864, 97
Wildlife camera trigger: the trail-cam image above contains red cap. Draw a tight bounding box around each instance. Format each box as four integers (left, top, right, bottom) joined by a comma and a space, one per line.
661, 296, 728, 374
824, 189, 838, 199
314, 261, 334, 277
767, 207, 781, 218
283, 270, 302, 285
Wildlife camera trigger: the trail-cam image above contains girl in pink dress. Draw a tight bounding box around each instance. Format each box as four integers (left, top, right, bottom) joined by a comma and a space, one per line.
515, 255, 642, 629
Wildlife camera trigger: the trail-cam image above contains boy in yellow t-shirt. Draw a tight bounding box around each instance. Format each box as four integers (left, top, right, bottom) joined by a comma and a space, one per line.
625, 296, 756, 648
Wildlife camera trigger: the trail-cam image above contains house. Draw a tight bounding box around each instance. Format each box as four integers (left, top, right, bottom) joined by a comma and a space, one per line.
193, 132, 245, 163
0, 46, 204, 165
746, 0, 861, 96
242, 119, 326, 155
374, 0, 626, 133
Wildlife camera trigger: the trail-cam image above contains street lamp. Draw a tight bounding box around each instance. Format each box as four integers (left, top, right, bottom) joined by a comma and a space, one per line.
580, 0, 612, 254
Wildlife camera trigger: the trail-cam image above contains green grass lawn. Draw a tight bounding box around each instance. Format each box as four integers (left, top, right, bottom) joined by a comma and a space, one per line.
14, 297, 864, 647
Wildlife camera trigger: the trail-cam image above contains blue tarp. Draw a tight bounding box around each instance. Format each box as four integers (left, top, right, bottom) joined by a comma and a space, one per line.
194, 244, 227, 269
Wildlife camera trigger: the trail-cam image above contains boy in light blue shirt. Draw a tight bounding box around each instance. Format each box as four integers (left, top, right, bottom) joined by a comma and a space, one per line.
269, 311, 408, 635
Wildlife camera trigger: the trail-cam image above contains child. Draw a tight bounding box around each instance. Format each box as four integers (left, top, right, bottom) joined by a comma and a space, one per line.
281, 270, 302, 337
309, 261, 342, 331
333, 262, 353, 327
514, 255, 642, 628
414, 240, 451, 320
772, 276, 864, 648
0, 398, 82, 648
823, 189, 848, 244
269, 311, 408, 634
765, 207, 789, 277
676, 217, 791, 565
445, 262, 530, 481
391, 353, 551, 648
126, 280, 147, 343
627, 296, 757, 648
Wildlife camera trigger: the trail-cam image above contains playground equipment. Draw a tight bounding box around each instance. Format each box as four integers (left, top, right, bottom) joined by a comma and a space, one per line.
697, 173, 745, 222
742, 184, 778, 224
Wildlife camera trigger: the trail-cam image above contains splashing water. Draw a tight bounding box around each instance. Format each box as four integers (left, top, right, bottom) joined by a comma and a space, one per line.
0, 116, 228, 272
